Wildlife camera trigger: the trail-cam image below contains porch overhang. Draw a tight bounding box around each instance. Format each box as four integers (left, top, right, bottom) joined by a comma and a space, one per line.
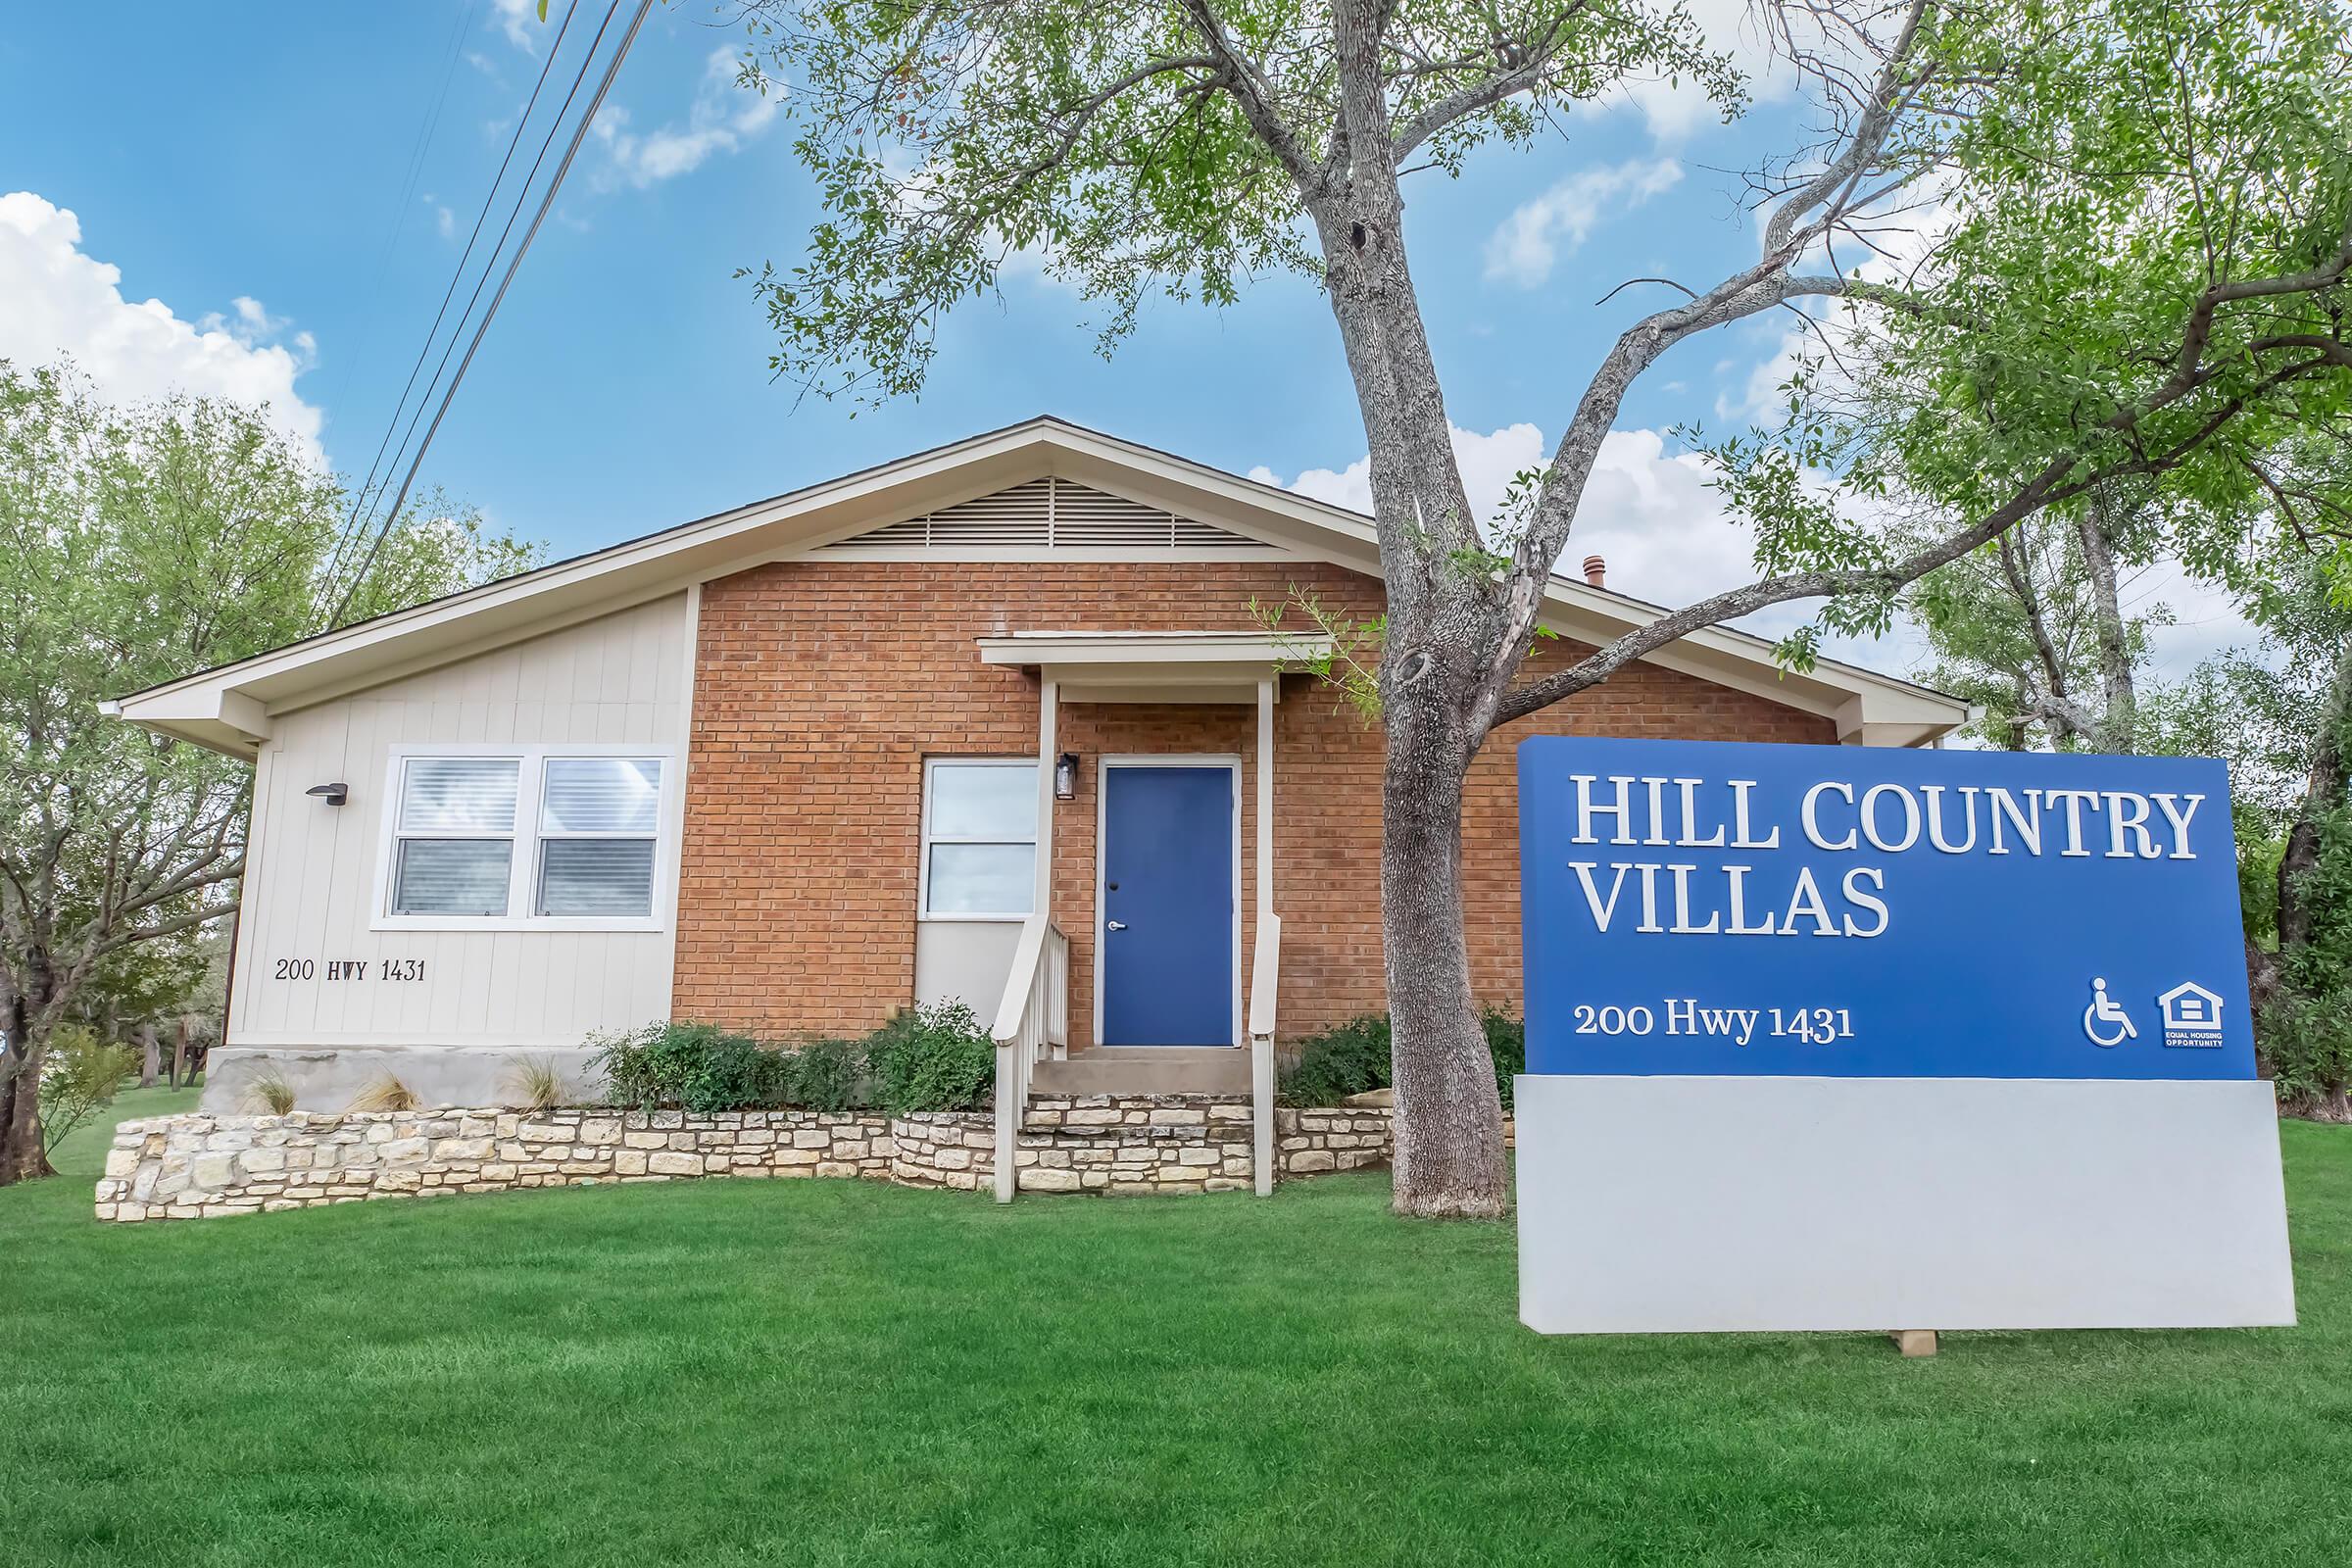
976, 630, 1330, 704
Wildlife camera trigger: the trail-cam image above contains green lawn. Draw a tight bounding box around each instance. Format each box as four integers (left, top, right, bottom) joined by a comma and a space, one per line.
5, 1089, 2349, 1567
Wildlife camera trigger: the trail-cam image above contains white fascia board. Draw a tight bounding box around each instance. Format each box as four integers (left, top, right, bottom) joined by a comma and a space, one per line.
1027, 426, 1964, 741
105, 421, 1088, 733
977, 630, 1333, 704
977, 631, 1328, 666
102, 416, 1964, 748
99, 687, 272, 759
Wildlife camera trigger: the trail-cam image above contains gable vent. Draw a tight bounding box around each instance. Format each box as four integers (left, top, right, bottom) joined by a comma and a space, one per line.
821, 476, 1270, 553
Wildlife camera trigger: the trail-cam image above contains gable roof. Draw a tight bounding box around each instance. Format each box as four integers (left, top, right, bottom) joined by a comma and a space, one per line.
103, 416, 1968, 756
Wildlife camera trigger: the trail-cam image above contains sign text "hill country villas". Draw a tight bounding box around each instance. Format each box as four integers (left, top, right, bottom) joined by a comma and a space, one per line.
1558, 773, 2207, 939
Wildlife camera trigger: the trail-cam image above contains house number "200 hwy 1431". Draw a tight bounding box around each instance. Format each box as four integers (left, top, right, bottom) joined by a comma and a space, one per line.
271, 957, 427, 983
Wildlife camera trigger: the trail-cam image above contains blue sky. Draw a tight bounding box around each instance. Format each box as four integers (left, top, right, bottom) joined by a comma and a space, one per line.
7, 2, 2236, 676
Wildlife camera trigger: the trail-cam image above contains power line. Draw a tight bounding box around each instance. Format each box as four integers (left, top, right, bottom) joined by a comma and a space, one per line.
356, 0, 622, 554
327, 0, 587, 590
331, 0, 583, 573
320, 1, 482, 437
329, 0, 656, 628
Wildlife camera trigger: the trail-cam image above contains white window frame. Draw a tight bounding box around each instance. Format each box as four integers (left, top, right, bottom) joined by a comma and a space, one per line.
371, 744, 678, 933
917, 757, 1040, 923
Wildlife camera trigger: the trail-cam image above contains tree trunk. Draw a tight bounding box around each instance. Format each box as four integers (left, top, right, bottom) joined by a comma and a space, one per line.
0, 984, 54, 1186
1380, 686, 1507, 1218
140, 1022, 159, 1089
2074, 489, 2135, 752
171, 1017, 187, 1090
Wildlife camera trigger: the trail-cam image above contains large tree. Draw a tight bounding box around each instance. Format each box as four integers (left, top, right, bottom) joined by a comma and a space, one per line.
733, 0, 2352, 1213
0, 364, 537, 1184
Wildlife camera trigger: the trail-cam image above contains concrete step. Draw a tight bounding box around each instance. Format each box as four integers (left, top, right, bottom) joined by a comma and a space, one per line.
1031, 1047, 1250, 1097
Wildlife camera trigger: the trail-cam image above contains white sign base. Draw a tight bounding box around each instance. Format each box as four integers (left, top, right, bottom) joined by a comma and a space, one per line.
1515, 1074, 2296, 1335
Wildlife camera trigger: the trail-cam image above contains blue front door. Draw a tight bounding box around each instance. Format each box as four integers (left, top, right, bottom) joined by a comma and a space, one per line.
1101, 764, 1235, 1046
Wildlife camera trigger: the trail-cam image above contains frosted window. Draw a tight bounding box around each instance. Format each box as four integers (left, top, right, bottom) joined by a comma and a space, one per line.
398, 758, 518, 833
926, 844, 1035, 916
384, 752, 664, 924
393, 840, 513, 916
928, 762, 1037, 840
538, 839, 656, 916
922, 760, 1037, 916
541, 758, 662, 834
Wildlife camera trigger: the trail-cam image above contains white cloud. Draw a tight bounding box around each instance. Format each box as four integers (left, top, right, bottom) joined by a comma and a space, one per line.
1616, 0, 1800, 141
1715, 327, 1805, 424
490, 0, 542, 54
1251, 421, 1927, 672
2123, 559, 2260, 677
0, 192, 324, 462
1250, 423, 1546, 529
1484, 157, 1684, 288
595, 47, 780, 189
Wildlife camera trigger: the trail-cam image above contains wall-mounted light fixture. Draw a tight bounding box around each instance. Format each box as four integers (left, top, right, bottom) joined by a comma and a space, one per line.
306, 782, 349, 807
1054, 753, 1079, 801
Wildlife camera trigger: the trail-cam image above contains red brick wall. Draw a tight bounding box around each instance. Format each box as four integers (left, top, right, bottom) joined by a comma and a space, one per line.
674, 561, 1836, 1044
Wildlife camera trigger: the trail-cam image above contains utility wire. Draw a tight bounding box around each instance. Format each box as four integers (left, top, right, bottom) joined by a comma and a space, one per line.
340, 0, 624, 582
320, 1, 480, 453
360, 0, 619, 542
329, 0, 585, 589
329, 0, 654, 628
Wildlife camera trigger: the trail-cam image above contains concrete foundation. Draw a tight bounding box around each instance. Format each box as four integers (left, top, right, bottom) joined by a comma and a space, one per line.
201, 1047, 611, 1115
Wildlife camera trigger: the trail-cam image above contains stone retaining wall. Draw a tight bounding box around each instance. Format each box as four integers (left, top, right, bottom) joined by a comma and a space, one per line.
94, 1099, 1409, 1222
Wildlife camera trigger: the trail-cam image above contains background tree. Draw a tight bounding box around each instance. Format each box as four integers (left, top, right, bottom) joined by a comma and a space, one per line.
1903, 484, 2172, 754
735, 0, 2352, 1213
2164, 566, 2352, 1114
0, 363, 538, 1184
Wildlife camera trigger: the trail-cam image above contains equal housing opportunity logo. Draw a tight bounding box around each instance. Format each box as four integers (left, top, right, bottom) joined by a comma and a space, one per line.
2158, 981, 2226, 1049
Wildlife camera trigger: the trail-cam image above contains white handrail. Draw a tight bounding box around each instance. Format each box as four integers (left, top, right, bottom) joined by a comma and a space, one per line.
1248, 912, 1280, 1196
1248, 912, 1281, 1043
992, 915, 1068, 1202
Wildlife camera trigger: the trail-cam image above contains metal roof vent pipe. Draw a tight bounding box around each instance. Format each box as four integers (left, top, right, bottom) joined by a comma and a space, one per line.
1582, 555, 1607, 589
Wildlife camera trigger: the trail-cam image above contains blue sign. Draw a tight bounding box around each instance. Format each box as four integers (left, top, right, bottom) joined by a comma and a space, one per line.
1518, 737, 2254, 1079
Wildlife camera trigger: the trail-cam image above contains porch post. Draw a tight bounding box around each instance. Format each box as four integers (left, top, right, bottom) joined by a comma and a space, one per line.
1251, 675, 1276, 1197
1255, 677, 1272, 919
995, 676, 1057, 1205
1034, 676, 1057, 927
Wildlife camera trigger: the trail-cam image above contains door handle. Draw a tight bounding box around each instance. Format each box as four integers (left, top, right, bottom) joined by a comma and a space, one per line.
1106, 920, 1127, 932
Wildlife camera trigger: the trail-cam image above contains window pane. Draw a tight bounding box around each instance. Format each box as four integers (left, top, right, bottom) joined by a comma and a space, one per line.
930, 763, 1037, 840
393, 839, 513, 915
542, 758, 662, 834
538, 839, 656, 917
926, 843, 1034, 915
399, 758, 518, 833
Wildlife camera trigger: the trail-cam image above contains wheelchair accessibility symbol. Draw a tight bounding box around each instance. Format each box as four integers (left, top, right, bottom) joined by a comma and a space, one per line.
2082, 978, 2138, 1048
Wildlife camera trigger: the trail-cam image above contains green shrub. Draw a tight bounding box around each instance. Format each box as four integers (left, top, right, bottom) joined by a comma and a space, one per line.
592, 1022, 789, 1113
1481, 1005, 1525, 1111
785, 1037, 869, 1113
38, 1025, 139, 1152
1279, 1014, 1392, 1106
863, 1000, 993, 1113
2261, 985, 2352, 1117
685, 1031, 792, 1112
1277, 1006, 1525, 1109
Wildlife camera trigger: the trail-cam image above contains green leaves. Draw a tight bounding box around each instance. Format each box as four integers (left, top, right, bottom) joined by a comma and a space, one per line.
0, 363, 542, 1094
736, 1, 1746, 403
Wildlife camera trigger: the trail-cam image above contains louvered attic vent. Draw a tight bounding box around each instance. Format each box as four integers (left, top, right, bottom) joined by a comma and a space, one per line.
821, 477, 1268, 552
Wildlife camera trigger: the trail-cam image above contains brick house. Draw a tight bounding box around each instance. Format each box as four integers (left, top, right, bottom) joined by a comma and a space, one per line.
108, 418, 1964, 1133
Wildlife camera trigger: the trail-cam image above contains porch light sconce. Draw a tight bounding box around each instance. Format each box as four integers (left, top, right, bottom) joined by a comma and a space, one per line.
1054, 754, 1079, 801
306, 782, 349, 807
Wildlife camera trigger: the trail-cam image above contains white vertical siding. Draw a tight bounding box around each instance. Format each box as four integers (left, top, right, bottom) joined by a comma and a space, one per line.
227, 593, 693, 1051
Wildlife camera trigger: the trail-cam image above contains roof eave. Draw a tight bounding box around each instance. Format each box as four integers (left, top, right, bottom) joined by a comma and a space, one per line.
102, 416, 1967, 748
